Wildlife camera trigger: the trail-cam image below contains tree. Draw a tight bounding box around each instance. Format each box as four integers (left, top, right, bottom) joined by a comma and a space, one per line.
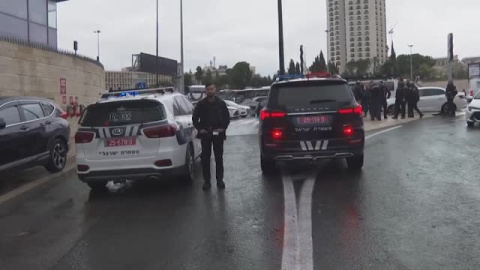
195, 66, 203, 83
204, 69, 213, 84
184, 72, 193, 86
295, 62, 301, 74
380, 59, 397, 77
230, 62, 253, 89
216, 75, 230, 88
396, 54, 435, 79
288, 59, 296, 75
345, 61, 357, 76
356, 59, 371, 77
319, 51, 327, 72
328, 61, 338, 74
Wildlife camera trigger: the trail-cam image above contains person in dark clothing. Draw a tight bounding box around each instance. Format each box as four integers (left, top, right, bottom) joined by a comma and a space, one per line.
353, 81, 364, 103
443, 81, 458, 116
369, 83, 383, 121
361, 82, 370, 117
380, 81, 391, 119
406, 81, 423, 118
192, 83, 231, 190
393, 80, 407, 119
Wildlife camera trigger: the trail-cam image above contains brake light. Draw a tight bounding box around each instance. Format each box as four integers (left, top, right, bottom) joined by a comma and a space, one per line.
154, 159, 173, 167
338, 105, 363, 115
59, 108, 68, 119
272, 129, 284, 140
261, 110, 287, 121
75, 131, 95, 144
77, 165, 89, 172
471, 90, 474, 97
307, 72, 331, 78
343, 127, 354, 136
143, 124, 177, 138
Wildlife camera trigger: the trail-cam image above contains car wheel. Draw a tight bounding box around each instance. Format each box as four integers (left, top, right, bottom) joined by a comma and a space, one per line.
261, 155, 275, 174
87, 182, 108, 192
45, 138, 67, 173
387, 105, 395, 116
182, 145, 195, 182
346, 155, 364, 171
467, 122, 475, 128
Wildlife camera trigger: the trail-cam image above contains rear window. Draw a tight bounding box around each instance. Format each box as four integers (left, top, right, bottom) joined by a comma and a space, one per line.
270, 82, 353, 109
80, 100, 165, 127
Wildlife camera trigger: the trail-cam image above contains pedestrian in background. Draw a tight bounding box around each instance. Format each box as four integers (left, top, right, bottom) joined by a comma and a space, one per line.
353, 81, 363, 104
369, 83, 383, 121
443, 80, 458, 116
407, 81, 423, 118
361, 82, 370, 118
393, 79, 407, 119
380, 81, 391, 119
192, 82, 230, 191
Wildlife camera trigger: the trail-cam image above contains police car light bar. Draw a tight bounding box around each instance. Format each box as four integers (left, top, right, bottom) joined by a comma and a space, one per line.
277, 72, 335, 82
306, 72, 332, 78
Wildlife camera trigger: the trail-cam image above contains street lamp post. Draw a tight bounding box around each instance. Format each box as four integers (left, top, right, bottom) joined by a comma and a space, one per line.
94, 30, 101, 62
277, 0, 285, 75
325, 30, 330, 73
408, 44, 414, 81
156, 0, 159, 86
180, 0, 185, 94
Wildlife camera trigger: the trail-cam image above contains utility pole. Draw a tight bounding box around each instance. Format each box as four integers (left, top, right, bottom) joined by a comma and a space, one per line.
180, 0, 185, 93
156, 0, 159, 86
408, 44, 414, 81
94, 30, 101, 61
277, 0, 285, 75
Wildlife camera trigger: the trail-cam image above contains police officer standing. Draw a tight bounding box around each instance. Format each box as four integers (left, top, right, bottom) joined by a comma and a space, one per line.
380, 81, 391, 119
407, 81, 423, 118
369, 82, 383, 121
393, 80, 407, 119
192, 83, 231, 190
361, 82, 370, 118
444, 81, 458, 116
353, 81, 363, 104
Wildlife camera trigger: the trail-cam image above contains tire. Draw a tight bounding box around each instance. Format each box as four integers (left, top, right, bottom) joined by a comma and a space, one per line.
261, 155, 275, 174
347, 155, 364, 171
87, 182, 108, 192
181, 145, 195, 182
45, 138, 67, 173
387, 105, 395, 116
467, 122, 475, 128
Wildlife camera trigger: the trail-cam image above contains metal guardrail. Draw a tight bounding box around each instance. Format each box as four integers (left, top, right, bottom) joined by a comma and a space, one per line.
0, 35, 104, 69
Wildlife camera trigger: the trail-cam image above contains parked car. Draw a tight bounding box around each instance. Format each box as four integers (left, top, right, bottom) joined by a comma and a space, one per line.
75, 92, 200, 190
227, 105, 241, 119
466, 91, 480, 127
467, 78, 480, 103
386, 87, 468, 115
225, 100, 250, 118
0, 97, 70, 174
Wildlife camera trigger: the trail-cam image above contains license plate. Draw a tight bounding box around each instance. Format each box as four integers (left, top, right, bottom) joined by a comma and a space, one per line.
298, 116, 330, 125
106, 137, 136, 147
109, 112, 132, 122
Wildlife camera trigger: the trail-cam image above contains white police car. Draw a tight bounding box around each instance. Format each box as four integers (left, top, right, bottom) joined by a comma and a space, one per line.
75, 91, 200, 190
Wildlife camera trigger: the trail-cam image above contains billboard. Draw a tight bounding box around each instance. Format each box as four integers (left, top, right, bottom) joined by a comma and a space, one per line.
133, 53, 178, 76
468, 63, 480, 79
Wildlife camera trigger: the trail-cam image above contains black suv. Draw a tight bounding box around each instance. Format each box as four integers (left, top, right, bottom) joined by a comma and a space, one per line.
0, 97, 70, 174
259, 76, 364, 172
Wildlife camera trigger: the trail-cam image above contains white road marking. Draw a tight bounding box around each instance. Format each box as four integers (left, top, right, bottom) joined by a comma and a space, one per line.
281, 125, 403, 269
0, 163, 76, 205
365, 125, 402, 140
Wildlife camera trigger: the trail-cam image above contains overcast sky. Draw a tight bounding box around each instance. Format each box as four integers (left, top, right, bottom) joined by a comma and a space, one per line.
58, 0, 480, 76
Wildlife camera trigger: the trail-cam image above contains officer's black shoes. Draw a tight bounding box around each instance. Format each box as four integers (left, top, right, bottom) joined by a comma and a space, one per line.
392, 117, 398, 120
384, 116, 388, 120
203, 181, 212, 191
420, 114, 424, 119
217, 180, 226, 189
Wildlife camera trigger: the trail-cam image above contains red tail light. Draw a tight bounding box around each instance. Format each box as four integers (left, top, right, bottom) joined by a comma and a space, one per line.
143, 124, 177, 138
343, 127, 354, 136
77, 165, 90, 172
75, 131, 95, 144
154, 159, 173, 167
338, 105, 363, 115
261, 110, 287, 121
59, 108, 68, 119
271, 129, 284, 140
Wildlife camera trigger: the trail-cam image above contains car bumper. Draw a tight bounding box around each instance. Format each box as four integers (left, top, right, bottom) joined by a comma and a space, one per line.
262, 146, 364, 161
77, 166, 185, 182
466, 110, 480, 122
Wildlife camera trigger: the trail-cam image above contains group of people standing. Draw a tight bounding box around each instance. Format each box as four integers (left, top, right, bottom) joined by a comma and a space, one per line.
352, 79, 423, 121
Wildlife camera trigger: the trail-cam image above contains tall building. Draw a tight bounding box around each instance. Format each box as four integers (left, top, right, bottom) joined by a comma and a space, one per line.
0, 0, 68, 48
327, 0, 387, 74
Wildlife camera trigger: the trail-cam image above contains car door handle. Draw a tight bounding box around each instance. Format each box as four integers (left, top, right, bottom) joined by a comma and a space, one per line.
20, 126, 29, 131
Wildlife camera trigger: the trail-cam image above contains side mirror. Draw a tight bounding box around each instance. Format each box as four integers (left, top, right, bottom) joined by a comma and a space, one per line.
0, 118, 6, 129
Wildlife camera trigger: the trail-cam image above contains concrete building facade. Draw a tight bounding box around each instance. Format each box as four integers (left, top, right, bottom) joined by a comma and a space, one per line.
105, 71, 173, 91
0, 0, 67, 48
327, 0, 387, 73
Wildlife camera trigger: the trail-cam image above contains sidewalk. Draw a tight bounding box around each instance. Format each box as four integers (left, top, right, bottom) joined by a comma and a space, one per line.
363, 115, 426, 132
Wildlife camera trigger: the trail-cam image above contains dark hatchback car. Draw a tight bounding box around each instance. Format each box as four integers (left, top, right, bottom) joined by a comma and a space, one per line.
259, 76, 365, 173
0, 97, 70, 174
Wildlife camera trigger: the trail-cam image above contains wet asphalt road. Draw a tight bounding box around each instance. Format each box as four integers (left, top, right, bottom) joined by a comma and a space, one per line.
0, 116, 479, 270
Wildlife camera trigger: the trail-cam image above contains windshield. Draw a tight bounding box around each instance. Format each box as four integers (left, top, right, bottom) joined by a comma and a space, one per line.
80, 100, 165, 126
475, 92, 480, 99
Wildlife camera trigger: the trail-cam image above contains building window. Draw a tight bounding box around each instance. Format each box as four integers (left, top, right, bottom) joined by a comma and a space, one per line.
48, 1, 58, 29
351, 53, 355, 58
350, 43, 355, 47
